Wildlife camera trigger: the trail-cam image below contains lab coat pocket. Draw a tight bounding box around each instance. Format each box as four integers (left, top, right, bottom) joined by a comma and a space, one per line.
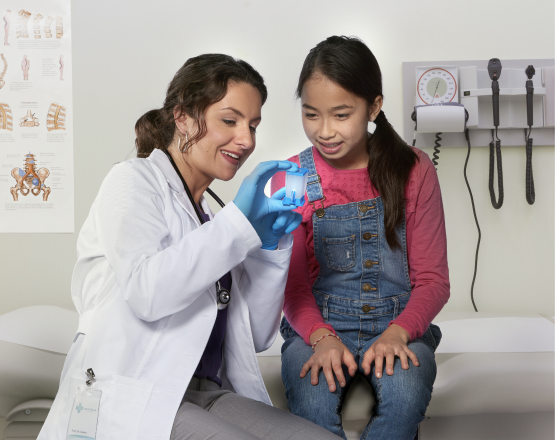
107, 375, 153, 439
60, 369, 153, 440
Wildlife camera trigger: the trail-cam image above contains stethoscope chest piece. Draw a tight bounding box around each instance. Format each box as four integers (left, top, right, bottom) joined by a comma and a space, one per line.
217, 281, 230, 310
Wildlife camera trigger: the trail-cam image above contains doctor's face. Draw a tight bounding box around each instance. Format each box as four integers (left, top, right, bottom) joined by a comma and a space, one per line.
182, 82, 262, 182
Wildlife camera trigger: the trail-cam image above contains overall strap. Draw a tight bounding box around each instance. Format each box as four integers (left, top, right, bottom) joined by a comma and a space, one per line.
299, 147, 326, 217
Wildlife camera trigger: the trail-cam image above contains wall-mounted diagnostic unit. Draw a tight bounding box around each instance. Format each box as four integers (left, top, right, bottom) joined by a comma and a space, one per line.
403, 58, 554, 207
404, 59, 554, 148
402, 58, 554, 311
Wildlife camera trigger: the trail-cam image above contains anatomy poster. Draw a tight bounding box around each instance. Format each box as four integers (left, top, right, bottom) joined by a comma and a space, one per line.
0, 0, 73, 233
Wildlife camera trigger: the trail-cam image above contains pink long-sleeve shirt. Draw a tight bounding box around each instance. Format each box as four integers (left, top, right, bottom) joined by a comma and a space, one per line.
271, 146, 450, 345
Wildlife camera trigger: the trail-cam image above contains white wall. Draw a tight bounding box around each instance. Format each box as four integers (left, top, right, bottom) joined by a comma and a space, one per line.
0, 0, 553, 319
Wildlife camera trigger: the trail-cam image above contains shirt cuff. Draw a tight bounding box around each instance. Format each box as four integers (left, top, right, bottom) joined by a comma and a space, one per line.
388, 319, 415, 341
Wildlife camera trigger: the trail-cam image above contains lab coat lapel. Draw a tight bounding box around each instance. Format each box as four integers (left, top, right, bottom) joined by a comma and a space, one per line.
147, 149, 202, 227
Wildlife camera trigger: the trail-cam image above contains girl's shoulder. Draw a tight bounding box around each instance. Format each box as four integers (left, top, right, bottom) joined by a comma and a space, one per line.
408, 146, 436, 184
405, 146, 438, 212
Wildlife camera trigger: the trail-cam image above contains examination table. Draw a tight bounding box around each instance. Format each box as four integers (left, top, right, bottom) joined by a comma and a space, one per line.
0, 307, 553, 440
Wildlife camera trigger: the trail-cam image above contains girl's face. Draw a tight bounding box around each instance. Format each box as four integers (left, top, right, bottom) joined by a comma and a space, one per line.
301, 74, 381, 170
176, 81, 262, 182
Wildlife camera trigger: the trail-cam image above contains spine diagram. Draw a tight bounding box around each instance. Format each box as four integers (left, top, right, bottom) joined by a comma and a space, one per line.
32, 14, 42, 39
46, 103, 66, 131
3, 10, 10, 46
56, 16, 63, 39
0, 53, 7, 89
44, 16, 53, 38
16, 10, 31, 39
20, 110, 39, 127
10, 153, 51, 201
0, 103, 13, 130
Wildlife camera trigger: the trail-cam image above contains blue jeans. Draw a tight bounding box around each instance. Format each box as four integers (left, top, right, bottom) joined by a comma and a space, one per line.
281, 320, 441, 440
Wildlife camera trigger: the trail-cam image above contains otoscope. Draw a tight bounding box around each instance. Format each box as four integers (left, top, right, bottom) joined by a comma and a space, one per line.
525, 65, 535, 204
487, 58, 504, 209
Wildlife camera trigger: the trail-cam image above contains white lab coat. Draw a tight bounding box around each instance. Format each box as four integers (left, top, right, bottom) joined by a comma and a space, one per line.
38, 149, 293, 440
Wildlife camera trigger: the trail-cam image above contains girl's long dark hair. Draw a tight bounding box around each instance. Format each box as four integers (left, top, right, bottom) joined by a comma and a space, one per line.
297, 36, 417, 249
135, 54, 267, 157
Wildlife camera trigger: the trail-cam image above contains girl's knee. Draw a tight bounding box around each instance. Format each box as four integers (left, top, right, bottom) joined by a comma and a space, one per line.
375, 369, 434, 416
286, 378, 345, 439
285, 373, 343, 415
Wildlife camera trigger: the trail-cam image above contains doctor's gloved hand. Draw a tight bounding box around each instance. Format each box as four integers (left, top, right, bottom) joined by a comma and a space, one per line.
251, 189, 302, 249
233, 160, 300, 222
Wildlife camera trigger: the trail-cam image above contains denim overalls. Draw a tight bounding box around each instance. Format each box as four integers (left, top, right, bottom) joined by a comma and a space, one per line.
280, 147, 440, 440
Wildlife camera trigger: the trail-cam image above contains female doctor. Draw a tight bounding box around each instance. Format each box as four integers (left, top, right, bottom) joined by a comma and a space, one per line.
38, 54, 338, 440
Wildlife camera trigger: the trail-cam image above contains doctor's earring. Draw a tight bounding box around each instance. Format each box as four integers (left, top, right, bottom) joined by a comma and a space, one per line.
178, 132, 189, 153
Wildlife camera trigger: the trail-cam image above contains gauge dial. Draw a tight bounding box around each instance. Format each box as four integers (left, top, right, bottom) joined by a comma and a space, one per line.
417, 68, 458, 105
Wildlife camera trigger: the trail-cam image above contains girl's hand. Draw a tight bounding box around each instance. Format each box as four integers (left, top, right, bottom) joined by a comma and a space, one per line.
361, 324, 419, 378
300, 328, 357, 392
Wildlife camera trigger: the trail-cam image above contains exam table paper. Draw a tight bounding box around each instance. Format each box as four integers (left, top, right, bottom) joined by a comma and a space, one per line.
433, 314, 554, 353
0, 305, 78, 354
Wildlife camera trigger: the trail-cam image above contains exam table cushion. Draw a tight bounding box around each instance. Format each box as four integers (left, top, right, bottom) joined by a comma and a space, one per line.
258, 352, 555, 419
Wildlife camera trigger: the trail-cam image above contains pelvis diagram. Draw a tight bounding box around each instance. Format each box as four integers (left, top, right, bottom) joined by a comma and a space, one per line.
10, 153, 51, 201
0, 103, 13, 131
17, 11, 63, 39
46, 103, 66, 131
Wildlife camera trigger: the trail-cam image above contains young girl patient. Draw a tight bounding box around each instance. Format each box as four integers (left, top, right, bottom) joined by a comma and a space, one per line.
272, 36, 450, 440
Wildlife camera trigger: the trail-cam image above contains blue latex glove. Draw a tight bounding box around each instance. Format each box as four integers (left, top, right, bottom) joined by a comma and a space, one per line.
233, 161, 300, 222
252, 189, 303, 249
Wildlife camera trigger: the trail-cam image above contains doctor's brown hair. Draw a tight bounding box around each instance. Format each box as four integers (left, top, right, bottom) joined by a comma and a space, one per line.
135, 54, 267, 157
297, 36, 418, 249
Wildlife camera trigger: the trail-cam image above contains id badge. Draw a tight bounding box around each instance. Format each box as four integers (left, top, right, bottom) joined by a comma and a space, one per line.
66, 384, 101, 440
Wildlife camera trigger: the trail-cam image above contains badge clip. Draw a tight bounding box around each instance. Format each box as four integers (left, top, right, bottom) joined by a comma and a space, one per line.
85, 368, 96, 386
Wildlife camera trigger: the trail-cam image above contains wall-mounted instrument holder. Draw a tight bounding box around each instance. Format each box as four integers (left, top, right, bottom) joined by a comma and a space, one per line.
460, 65, 546, 129
402, 59, 555, 147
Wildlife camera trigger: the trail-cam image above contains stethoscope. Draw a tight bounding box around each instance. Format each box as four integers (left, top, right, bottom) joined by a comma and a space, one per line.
163, 150, 231, 310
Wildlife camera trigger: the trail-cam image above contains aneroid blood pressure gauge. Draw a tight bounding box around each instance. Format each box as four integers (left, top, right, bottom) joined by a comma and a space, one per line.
415, 66, 459, 105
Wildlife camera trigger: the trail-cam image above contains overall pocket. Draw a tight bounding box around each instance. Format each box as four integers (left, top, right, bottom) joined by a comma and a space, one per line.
426, 323, 443, 352
280, 316, 300, 341
322, 235, 356, 271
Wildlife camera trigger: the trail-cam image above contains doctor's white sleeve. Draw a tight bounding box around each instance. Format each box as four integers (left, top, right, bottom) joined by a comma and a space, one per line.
239, 234, 293, 352
92, 160, 262, 322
